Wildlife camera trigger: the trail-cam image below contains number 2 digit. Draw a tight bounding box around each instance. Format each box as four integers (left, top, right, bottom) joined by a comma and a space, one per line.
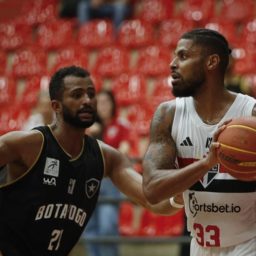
48, 229, 64, 251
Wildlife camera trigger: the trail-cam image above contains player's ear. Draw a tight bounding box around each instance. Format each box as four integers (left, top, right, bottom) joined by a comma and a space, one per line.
206, 54, 220, 70
51, 100, 62, 113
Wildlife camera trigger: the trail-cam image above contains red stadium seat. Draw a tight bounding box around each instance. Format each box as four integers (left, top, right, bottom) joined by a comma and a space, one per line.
0, 105, 16, 135
92, 46, 130, 78
134, 45, 171, 77
0, 0, 24, 23
90, 73, 103, 92
204, 20, 240, 46
181, 0, 215, 26
137, 209, 157, 236
77, 19, 115, 49
0, 51, 7, 75
232, 49, 256, 75
36, 20, 75, 51
50, 46, 89, 74
11, 47, 47, 79
138, 209, 184, 236
127, 103, 154, 136
154, 210, 184, 236
0, 101, 30, 133
20, 77, 43, 110
0, 76, 16, 107
112, 72, 147, 106
241, 19, 256, 46
150, 76, 175, 110
137, 208, 184, 236
134, 0, 173, 25
158, 19, 194, 49
117, 19, 154, 49
0, 21, 32, 51
19, 0, 58, 26
219, 0, 255, 24
119, 202, 137, 236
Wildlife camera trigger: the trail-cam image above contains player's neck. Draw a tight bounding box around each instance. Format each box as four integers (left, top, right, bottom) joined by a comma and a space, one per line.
49, 123, 85, 158
193, 90, 237, 125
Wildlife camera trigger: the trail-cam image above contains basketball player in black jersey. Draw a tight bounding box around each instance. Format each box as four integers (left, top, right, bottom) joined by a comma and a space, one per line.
0, 66, 181, 256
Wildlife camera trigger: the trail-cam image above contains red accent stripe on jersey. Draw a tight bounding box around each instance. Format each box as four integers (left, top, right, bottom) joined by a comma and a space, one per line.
177, 157, 229, 174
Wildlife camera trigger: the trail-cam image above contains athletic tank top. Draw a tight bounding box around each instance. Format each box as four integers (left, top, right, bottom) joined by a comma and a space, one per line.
171, 94, 256, 248
0, 126, 104, 256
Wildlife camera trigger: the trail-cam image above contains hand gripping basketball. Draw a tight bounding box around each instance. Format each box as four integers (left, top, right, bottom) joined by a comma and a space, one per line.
217, 117, 256, 181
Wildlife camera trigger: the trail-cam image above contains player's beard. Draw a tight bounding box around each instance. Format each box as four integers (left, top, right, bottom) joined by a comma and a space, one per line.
62, 105, 96, 129
172, 71, 205, 97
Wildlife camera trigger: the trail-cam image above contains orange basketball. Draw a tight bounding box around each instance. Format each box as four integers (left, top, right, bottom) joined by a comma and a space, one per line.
217, 116, 256, 181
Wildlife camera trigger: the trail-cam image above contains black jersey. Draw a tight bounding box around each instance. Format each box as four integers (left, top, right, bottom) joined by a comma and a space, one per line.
0, 126, 104, 256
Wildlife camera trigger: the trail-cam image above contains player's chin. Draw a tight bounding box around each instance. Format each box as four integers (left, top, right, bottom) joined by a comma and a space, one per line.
81, 120, 95, 129
73, 119, 94, 129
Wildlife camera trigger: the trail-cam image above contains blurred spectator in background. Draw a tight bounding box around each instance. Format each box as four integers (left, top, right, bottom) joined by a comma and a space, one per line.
77, 0, 132, 30
22, 92, 55, 131
60, 0, 81, 18
83, 89, 132, 256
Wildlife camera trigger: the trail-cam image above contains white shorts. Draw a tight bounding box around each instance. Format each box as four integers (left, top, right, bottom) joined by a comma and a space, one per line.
190, 237, 256, 256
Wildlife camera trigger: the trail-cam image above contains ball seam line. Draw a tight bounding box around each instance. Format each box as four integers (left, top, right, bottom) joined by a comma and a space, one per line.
220, 143, 256, 155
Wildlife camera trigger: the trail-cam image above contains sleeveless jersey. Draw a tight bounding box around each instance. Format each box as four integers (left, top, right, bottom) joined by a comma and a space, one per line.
0, 126, 104, 256
171, 94, 256, 248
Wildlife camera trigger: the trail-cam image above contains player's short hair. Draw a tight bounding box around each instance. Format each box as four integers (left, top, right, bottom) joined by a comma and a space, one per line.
49, 65, 90, 100
181, 28, 231, 72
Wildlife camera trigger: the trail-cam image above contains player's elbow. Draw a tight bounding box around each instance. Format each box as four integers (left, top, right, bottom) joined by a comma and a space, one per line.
143, 179, 162, 205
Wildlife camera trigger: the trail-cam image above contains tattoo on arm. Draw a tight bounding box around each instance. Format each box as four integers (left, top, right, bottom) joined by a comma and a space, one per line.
145, 104, 177, 170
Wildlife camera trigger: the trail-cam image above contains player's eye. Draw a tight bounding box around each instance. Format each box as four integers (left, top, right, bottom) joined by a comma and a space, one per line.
72, 91, 83, 99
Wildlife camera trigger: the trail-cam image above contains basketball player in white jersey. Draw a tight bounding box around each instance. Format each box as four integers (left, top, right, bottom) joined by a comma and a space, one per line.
142, 28, 256, 256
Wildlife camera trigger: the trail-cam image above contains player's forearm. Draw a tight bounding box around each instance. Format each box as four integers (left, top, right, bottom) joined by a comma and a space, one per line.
143, 157, 213, 204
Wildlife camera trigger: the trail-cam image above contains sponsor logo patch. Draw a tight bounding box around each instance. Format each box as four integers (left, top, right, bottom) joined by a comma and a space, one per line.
44, 157, 60, 177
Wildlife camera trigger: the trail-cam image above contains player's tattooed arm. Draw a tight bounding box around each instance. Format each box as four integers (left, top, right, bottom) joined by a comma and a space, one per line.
142, 101, 179, 203
143, 101, 177, 171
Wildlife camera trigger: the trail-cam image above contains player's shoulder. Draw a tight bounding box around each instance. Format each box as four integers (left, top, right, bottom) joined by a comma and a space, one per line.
155, 98, 176, 115
0, 129, 43, 147
96, 139, 126, 177
152, 99, 177, 126
97, 139, 119, 156
97, 139, 126, 164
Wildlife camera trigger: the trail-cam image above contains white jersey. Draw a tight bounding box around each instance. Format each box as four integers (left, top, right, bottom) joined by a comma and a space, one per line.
171, 94, 256, 248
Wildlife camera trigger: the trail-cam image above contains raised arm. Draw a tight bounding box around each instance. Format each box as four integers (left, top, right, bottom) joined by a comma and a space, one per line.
142, 101, 221, 204
99, 140, 182, 215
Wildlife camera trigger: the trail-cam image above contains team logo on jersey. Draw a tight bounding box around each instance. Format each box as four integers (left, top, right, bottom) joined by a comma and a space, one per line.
188, 192, 198, 217
200, 164, 219, 188
85, 178, 100, 199
44, 157, 60, 177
